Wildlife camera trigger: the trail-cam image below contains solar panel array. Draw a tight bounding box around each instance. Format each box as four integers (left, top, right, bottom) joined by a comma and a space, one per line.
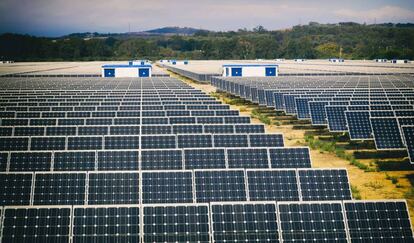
0, 76, 412, 242
212, 75, 414, 163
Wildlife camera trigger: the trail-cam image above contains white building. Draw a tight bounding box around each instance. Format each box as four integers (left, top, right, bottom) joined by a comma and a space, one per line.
329, 58, 344, 63
171, 60, 189, 65
294, 59, 305, 62
102, 64, 152, 78
391, 59, 410, 64
374, 59, 387, 63
222, 64, 278, 77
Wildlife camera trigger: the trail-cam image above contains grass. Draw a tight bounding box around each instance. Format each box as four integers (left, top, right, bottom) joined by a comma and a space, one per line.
351, 185, 362, 200
251, 109, 272, 125
364, 181, 384, 190
304, 135, 376, 172
385, 173, 399, 184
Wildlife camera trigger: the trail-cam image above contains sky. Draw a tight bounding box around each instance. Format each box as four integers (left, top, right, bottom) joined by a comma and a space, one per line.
1, 0, 414, 37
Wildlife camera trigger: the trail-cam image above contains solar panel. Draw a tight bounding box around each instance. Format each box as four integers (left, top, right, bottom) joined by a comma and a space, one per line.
249, 134, 284, 147
269, 147, 311, 168
143, 204, 210, 243
141, 125, 172, 135
0, 127, 13, 136
9, 152, 51, 171
31, 137, 66, 151
295, 98, 312, 119
309, 101, 329, 125
2, 207, 71, 243
59, 118, 84, 126
224, 116, 250, 124
88, 172, 139, 204
97, 150, 139, 170
177, 134, 212, 148
326, 106, 348, 132
104, 136, 139, 149
54, 151, 96, 171
78, 126, 108, 135
141, 149, 183, 170
197, 116, 223, 124
227, 148, 269, 168
142, 171, 193, 203
0, 152, 7, 171
46, 126, 76, 136
0, 172, 32, 205
2, 119, 29, 126
345, 111, 373, 140
213, 134, 249, 147
73, 206, 140, 243
173, 124, 203, 134
344, 200, 414, 242
194, 170, 247, 202
68, 136, 102, 150
0, 137, 29, 151
371, 117, 405, 150
14, 126, 44, 136
184, 148, 226, 169
402, 126, 414, 164
141, 135, 176, 149
33, 172, 86, 205
234, 124, 265, 133
109, 125, 140, 135
211, 202, 279, 242
247, 169, 299, 201
278, 202, 347, 242
204, 124, 234, 134
298, 169, 352, 201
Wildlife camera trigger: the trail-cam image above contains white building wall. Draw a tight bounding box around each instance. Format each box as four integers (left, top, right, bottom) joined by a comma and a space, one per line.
242, 66, 266, 77
115, 67, 138, 77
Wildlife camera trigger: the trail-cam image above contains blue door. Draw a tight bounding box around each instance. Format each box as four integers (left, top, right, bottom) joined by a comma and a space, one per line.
265, 67, 276, 76
104, 69, 115, 77
139, 68, 149, 77
231, 68, 242, 76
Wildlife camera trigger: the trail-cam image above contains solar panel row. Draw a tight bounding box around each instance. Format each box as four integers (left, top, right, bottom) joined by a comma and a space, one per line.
213, 76, 414, 163
0, 168, 351, 206
0, 133, 284, 151
1, 200, 412, 242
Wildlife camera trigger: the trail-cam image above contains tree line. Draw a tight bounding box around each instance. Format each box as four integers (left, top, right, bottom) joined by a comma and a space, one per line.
1, 22, 413, 61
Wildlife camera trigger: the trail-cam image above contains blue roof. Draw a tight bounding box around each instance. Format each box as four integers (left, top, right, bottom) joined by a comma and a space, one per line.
102, 64, 152, 68
222, 64, 279, 67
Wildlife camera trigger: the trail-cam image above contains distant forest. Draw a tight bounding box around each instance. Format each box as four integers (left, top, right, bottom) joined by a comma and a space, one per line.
1, 22, 414, 61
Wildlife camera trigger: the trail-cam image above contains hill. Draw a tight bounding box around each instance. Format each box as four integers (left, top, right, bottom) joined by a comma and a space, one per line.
1, 22, 413, 61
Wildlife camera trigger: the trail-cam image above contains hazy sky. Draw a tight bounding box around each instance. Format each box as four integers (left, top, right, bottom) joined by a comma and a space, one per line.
1, 0, 414, 36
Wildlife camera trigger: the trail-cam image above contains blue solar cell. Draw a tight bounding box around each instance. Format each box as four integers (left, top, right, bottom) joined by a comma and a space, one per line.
184, 148, 226, 169
2, 207, 71, 243
33, 172, 86, 205
371, 117, 405, 150
298, 169, 352, 201
142, 171, 193, 203
141, 149, 182, 170
211, 203, 279, 242
195, 170, 246, 202
73, 206, 140, 243
278, 202, 347, 242
143, 205, 210, 243
54, 151, 96, 171
0, 173, 32, 205
227, 148, 269, 168
88, 172, 139, 204
344, 201, 414, 242
247, 170, 299, 201
345, 111, 373, 140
